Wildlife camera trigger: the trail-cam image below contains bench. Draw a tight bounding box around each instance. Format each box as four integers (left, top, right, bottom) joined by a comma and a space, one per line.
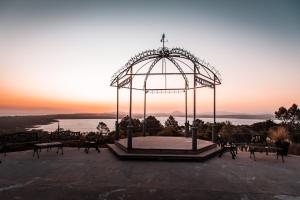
33, 142, 63, 159
218, 143, 237, 159
234, 143, 249, 152
84, 141, 100, 154
249, 145, 284, 162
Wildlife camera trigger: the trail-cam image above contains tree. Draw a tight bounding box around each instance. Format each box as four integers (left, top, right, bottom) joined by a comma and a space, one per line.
275, 106, 289, 124
143, 116, 163, 135
119, 115, 142, 133
164, 115, 180, 132
192, 119, 207, 139
96, 122, 110, 135
288, 104, 300, 126
275, 104, 300, 127
193, 119, 205, 127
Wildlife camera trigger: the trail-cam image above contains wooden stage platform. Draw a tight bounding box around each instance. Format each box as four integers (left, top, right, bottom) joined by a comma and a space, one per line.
108, 136, 220, 161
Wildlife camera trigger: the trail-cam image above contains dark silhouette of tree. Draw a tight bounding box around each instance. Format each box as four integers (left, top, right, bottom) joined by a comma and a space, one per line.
164, 115, 180, 132
96, 122, 110, 135
274, 104, 300, 143
143, 116, 163, 135
275, 106, 289, 124
119, 115, 142, 133
193, 119, 205, 127
192, 119, 207, 139
275, 104, 300, 126
251, 120, 276, 134
288, 104, 300, 126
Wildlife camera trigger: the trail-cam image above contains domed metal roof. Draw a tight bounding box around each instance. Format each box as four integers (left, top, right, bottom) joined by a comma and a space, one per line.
110, 35, 221, 92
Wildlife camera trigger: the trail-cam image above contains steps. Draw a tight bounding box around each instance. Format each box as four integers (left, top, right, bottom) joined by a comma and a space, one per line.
107, 143, 220, 161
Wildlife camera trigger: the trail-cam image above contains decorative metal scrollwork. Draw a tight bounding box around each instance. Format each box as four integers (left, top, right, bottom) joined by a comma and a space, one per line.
110, 37, 221, 90
118, 77, 132, 88
195, 76, 214, 88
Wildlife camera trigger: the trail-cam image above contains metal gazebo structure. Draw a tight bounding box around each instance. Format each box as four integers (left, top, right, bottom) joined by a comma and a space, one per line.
110, 34, 221, 151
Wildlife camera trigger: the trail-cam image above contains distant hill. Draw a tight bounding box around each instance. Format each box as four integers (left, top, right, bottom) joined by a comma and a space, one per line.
0, 112, 274, 134
147, 112, 273, 119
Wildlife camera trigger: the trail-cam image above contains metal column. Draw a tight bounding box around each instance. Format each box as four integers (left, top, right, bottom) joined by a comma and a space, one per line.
115, 79, 120, 141
192, 65, 197, 151
143, 83, 147, 136
185, 85, 189, 137
127, 67, 133, 150
212, 75, 216, 142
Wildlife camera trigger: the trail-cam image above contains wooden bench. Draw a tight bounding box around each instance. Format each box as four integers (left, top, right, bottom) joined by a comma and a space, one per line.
33, 142, 63, 159
249, 145, 284, 162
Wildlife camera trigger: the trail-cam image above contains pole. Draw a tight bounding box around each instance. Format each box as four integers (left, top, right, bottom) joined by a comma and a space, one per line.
192, 64, 197, 151
185, 86, 188, 123
115, 81, 120, 141
185, 85, 189, 137
127, 67, 133, 150
143, 83, 147, 136
212, 75, 216, 142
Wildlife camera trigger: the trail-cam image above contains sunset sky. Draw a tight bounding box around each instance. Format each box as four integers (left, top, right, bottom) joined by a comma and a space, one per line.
0, 0, 300, 115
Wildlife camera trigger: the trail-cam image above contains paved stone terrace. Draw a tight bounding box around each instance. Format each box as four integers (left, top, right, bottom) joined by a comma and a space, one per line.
0, 148, 300, 200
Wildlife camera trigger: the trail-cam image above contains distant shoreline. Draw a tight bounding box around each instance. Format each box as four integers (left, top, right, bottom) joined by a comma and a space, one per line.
0, 112, 274, 119
0, 113, 273, 134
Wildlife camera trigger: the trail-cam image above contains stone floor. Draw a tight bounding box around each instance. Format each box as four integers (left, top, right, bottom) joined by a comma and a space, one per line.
0, 148, 300, 200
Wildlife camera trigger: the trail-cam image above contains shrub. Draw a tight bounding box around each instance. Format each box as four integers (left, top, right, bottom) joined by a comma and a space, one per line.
288, 143, 300, 155
165, 115, 180, 132
143, 116, 163, 135
157, 127, 183, 137
268, 126, 289, 142
119, 116, 142, 134
219, 121, 234, 141
251, 120, 277, 134
197, 131, 211, 140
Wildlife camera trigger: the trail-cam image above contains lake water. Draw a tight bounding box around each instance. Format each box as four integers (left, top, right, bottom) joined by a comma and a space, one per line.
32, 117, 267, 133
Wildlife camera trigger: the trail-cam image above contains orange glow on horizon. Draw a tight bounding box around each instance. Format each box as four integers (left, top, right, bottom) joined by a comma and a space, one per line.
0, 89, 114, 114
1, 87, 299, 115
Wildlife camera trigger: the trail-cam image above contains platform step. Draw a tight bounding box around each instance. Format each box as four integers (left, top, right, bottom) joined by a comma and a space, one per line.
107, 143, 220, 162
115, 142, 217, 155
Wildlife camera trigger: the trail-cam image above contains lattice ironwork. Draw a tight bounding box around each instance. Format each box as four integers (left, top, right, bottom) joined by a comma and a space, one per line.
110, 41, 222, 90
